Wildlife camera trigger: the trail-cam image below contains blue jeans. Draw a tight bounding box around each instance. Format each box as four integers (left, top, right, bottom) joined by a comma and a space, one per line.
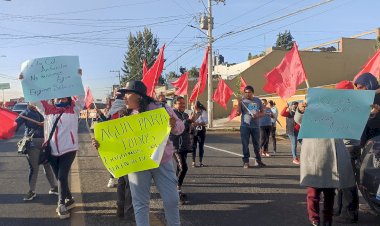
128, 161, 180, 226
240, 126, 261, 163
287, 133, 300, 158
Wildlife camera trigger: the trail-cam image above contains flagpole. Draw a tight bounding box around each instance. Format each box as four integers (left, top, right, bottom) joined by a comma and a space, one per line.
305, 79, 310, 89
233, 93, 254, 116
18, 114, 42, 125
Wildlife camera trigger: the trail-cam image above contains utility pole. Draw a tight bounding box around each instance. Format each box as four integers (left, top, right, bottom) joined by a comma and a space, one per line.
110, 70, 121, 86
206, 0, 225, 128
207, 0, 213, 128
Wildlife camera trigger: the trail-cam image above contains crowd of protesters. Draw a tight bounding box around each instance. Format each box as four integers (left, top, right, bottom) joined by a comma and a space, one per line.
12, 71, 380, 226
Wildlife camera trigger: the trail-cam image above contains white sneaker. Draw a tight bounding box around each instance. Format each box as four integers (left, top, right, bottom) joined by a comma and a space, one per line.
56, 204, 70, 219
107, 178, 117, 188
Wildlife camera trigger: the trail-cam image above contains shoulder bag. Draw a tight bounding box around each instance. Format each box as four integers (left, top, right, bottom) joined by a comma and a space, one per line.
38, 112, 64, 165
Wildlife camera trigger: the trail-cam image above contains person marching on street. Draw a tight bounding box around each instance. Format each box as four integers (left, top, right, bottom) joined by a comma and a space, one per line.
333, 80, 360, 224
15, 103, 58, 201
268, 100, 278, 154
259, 99, 274, 157
190, 101, 208, 167
93, 81, 184, 226
171, 96, 192, 204
235, 85, 266, 168
95, 91, 135, 220
295, 103, 355, 226
281, 101, 301, 165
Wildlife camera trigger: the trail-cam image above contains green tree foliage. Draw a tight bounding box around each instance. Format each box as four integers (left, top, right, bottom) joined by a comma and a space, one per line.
275, 30, 294, 50
188, 66, 200, 78
121, 27, 159, 85
165, 71, 179, 81
179, 66, 187, 75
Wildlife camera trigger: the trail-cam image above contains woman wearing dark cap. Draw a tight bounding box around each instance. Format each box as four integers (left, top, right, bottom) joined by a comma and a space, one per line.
93, 81, 184, 226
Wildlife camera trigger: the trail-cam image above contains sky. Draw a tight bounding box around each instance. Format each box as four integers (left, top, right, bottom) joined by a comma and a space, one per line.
0, 0, 379, 102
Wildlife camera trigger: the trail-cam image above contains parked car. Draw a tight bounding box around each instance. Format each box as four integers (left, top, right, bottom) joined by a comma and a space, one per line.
12, 102, 28, 114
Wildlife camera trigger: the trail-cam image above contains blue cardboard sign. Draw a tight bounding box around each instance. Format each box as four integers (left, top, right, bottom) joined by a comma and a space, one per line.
21, 56, 84, 101
298, 88, 375, 139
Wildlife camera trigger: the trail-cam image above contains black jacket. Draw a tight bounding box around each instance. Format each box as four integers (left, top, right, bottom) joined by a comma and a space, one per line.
170, 109, 192, 152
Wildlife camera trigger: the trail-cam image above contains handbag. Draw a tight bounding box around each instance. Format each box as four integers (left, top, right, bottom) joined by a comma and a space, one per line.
17, 132, 35, 155
38, 112, 64, 165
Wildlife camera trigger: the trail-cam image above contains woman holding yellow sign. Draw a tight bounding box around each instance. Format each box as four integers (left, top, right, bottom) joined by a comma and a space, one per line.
93, 81, 184, 226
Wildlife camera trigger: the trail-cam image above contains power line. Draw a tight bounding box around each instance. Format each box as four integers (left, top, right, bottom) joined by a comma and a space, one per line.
217, 0, 276, 28
214, 0, 335, 42
32, 0, 162, 17
220, 0, 352, 50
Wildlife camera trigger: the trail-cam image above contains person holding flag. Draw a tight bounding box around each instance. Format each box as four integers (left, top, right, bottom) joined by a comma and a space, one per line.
235, 85, 266, 168
15, 103, 58, 201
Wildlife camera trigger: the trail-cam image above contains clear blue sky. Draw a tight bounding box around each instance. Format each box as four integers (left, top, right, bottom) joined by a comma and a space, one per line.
0, 0, 379, 101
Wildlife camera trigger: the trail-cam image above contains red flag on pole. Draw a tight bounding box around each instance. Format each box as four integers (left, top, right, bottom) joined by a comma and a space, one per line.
85, 87, 94, 109
142, 44, 165, 97
189, 47, 209, 102
240, 76, 248, 92
0, 107, 18, 140
212, 79, 233, 109
171, 72, 188, 96
142, 60, 148, 77
263, 42, 307, 99
353, 49, 380, 82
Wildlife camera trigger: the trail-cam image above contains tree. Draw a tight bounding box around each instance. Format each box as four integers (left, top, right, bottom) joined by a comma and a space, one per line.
248, 52, 253, 60
179, 66, 187, 75
121, 27, 159, 85
188, 66, 199, 78
275, 30, 294, 50
165, 71, 179, 81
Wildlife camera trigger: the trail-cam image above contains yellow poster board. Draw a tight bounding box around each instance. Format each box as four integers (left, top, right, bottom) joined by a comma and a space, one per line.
94, 108, 171, 178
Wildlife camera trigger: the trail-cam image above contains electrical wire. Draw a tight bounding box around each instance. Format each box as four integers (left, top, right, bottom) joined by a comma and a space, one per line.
214, 0, 335, 42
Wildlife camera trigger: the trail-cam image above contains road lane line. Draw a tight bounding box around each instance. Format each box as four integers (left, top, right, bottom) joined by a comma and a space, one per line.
204, 145, 256, 161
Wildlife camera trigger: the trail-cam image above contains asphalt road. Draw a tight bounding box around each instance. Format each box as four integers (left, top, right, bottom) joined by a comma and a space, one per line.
0, 121, 379, 226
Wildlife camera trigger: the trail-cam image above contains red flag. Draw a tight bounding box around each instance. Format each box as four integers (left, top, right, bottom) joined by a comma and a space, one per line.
228, 106, 238, 121
189, 47, 209, 102
353, 49, 380, 81
240, 77, 247, 92
0, 107, 18, 140
85, 87, 94, 109
171, 72, 188, 96
263, 42, 306, 100
212, 79, 233, 109
142, 60, 148, 77
142, 44, 165, 97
